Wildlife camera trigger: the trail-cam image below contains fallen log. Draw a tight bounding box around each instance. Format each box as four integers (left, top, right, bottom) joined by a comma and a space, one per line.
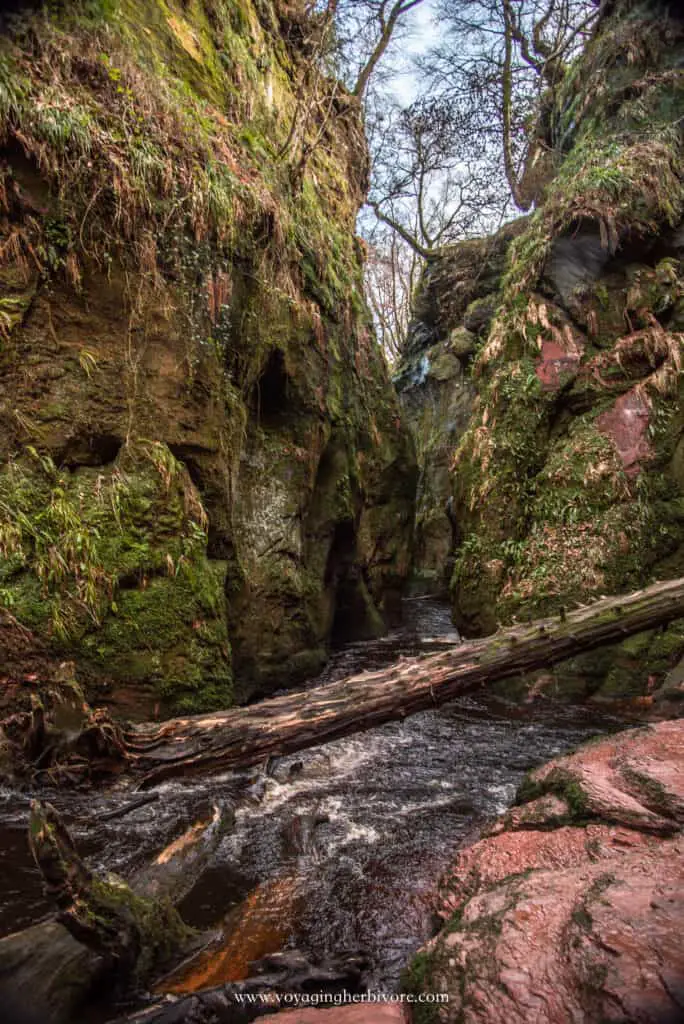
28, 800, 193, 974
0, 799, 230, 1024
126, 576, 684, 788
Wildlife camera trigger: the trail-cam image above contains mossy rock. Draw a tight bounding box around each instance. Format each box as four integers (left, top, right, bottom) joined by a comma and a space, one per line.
442, 0, 684, 691
0, 0, 417, 710
0, 443, 232, 713
447, 328, 477, 359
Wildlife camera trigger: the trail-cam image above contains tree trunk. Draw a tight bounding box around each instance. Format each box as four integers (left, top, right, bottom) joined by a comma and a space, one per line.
127, 576, 684, 789
0, 800, 229, 1024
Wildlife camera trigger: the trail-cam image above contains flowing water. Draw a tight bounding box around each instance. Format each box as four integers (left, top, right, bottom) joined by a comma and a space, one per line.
0, 599, 625, 1016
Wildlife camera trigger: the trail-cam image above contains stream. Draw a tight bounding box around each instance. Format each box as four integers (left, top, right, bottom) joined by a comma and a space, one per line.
0, 599, 626, 1019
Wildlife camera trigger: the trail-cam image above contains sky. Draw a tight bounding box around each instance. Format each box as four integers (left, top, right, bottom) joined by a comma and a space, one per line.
384, 0, 439, 106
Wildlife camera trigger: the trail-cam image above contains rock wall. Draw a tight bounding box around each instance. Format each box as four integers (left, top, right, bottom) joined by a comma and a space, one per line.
403, 0, 684, 701
395, 220, 526, 595
0, 0, 416, 715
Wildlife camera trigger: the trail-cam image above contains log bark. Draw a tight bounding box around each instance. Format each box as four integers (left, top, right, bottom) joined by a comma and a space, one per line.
127, 576, 684, 788
28, 800, 193, 974
0, 800, 229, 1024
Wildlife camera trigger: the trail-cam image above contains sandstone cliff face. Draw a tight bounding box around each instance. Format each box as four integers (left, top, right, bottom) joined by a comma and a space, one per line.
0, 0, 416, 714
396, 220, 526, 595
403, 0, 684, 701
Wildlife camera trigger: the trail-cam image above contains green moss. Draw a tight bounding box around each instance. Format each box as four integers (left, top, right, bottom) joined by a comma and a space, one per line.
514, 773, 546, 806
89, 872, 193, 976
0, 0, 415, 708
0, 0, 364, 314
571, 904, 593, 931
401, 950, 442, 1024
516, 767, 589, 820
448, 0, 684, 649
570, 872, 617, 941
0, 443, 232, 711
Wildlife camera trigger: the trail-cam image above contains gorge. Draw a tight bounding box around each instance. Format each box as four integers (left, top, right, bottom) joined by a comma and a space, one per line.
1, 0, 683, 1022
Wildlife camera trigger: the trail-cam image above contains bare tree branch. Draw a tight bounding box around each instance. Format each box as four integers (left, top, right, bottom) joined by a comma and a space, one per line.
353, 1, 427, 98
367, 200, 437, 260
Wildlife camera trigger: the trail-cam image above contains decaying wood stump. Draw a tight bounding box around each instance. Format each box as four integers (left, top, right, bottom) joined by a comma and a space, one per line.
0, 665, 128, 784
0, 799, 229, 1024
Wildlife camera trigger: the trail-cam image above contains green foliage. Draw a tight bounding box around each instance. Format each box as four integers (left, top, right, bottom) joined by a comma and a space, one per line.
0, 448, 110, 638
0, 53, 26, 125
31, 103, 94, 155
0, 443, 232, 710
0, 0, 365, 320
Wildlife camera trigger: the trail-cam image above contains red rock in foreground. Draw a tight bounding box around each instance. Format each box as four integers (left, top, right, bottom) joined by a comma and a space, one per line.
275, 1007, 408, 1024
410, 719, 684, 1024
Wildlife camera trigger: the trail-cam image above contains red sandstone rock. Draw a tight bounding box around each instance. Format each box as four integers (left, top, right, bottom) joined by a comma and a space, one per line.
535, 338, 582, 391
531, 719, 684, 830
275, 1006, 409, 1024
418, 720, 684, 1024
438, 824, 651, 920
596, 389, 653, 475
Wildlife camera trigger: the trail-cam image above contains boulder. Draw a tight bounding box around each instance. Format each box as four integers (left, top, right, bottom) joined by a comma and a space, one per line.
406, 720, 684, 1024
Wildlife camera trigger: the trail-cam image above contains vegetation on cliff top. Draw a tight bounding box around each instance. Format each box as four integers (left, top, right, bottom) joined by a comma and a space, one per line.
446, 0, 684, 642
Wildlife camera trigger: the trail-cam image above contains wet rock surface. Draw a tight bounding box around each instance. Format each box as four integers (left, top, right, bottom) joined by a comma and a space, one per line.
414, 719, 684, 1024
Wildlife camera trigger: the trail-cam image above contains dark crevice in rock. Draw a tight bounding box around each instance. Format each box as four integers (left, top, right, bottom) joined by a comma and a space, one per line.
544, 224, 612, 308
250, 349, 291, 429
324, 519, 355, 583
166, 444, 205, 491
0, 0, 42, 31
59, 433, 122, 468
327, 531, 378, 646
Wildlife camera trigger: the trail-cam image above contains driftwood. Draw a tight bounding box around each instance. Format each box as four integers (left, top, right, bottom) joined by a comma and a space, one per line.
98, 793, 160, 823
0, 800, 229, 1024
125, 576, 684, 788
28, 800, 192, 973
